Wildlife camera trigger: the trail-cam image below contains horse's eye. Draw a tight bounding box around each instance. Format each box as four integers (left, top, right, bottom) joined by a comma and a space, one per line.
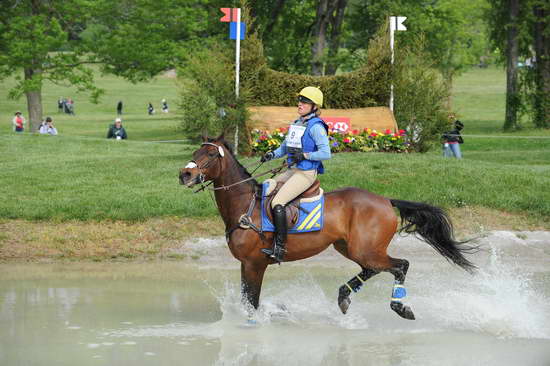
209, 152, 216, 157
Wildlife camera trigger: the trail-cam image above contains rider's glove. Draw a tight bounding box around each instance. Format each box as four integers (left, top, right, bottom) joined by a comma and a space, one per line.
261, 151, 274, 163
292, 152, 306, 163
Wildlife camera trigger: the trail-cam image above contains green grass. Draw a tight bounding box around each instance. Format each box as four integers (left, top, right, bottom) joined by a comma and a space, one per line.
453, 65, 550, 136
0, 69, 186, 141
0, 66, 549, 222
0, 134, 212, 220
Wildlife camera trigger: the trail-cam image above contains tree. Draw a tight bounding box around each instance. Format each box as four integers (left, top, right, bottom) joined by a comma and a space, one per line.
346, 0, 489, 97
487, 0, 549, 129
0, 0, 103, 131
311, 0, 348, 75
324, 0, 348, 75
532, 0, 549, 128
504, 0, 520, 130
0, 0, 218, 132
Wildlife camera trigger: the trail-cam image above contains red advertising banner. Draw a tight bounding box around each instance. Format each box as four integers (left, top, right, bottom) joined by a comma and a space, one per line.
323, 117, 351, 132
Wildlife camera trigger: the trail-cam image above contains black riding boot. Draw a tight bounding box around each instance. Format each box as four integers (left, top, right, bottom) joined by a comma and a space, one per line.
261, 204, 287, 263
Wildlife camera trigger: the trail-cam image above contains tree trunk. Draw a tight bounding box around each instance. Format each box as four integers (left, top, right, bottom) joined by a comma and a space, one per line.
325, 0, 348, 75
533, 3, 549, 128
443, 71, 454, 110
311, 0, 335, 76
504, 0, 520, 131
24, 67, 43, 133
265, 0, 286, 36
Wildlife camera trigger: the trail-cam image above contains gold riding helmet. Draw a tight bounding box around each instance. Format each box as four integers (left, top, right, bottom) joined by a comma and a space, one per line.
298, 86, 323, 107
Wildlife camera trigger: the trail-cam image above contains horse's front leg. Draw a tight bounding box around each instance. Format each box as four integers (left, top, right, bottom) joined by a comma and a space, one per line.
240, 260, 267, 311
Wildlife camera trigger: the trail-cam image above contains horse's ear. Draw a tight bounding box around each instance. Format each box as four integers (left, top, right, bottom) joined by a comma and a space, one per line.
216, 131, 225, 141
201, 132, 208, 142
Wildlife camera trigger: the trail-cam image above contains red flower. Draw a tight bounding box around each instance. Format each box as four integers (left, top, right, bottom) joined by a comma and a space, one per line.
343, 137, 351, 143
370, 133, 377, 137
352, 129, 359, 135
385, 129, 392, 135
260, 135, 267, 141
399, 129, 406, 135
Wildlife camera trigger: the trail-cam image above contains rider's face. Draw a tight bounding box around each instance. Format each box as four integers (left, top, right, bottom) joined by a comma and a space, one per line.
298, 101, 313, 116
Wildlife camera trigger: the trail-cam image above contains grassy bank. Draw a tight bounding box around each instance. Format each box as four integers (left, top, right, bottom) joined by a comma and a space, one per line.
1, 133, 548, 222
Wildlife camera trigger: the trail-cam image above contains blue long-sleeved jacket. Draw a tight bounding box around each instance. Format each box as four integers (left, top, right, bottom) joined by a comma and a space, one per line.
273, 122, 331, 161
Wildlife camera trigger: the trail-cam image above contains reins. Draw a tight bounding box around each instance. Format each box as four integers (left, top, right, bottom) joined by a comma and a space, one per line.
193, 161, 288, 193
191, 142, 289, 193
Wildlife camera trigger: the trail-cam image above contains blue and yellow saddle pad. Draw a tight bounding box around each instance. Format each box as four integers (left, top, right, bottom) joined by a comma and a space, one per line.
260, 181, 324, 233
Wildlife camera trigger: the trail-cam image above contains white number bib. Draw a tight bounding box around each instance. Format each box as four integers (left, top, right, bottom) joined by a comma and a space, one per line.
286, 125, 306, 149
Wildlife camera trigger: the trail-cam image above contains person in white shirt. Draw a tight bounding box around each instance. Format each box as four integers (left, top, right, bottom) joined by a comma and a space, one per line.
39, 117, 58, 135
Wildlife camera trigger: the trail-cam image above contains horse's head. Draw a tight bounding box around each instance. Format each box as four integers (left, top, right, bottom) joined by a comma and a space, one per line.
179, 135, 228, 187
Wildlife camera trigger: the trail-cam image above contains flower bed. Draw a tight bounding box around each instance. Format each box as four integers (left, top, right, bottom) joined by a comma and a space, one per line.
251, 127, 410, 154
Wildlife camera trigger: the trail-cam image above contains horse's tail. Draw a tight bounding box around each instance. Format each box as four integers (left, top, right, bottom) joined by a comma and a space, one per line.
390, 198, 478, 273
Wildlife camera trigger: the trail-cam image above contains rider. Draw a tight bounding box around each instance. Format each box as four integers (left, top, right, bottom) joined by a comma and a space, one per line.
260, 86, 331, 262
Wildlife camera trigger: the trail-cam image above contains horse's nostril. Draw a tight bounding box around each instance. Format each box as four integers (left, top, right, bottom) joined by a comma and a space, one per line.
180, 171, 192, 183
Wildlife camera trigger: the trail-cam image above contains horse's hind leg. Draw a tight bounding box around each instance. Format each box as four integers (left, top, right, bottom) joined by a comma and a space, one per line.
387, 258, 415, 320
337, 267, 379, 314
335, 211, 415, 319
333, 240, 380, 314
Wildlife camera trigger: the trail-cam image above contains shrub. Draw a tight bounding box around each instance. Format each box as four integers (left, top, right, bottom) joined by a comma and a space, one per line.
177, 43, 251, 152
393, 34, 451, 152
240, 19, 392, 108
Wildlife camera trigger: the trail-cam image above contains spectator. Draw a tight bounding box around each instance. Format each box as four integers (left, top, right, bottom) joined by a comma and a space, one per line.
442, 120, 464, 159
63, 98, 70, 114
161, 99, 169, 113
39, 117, 58, 135
58, 97, 64, 113
147, 102, 155, 115
12, 111, 26, 133
66, 98, 75, 115
117, 100, 123, 115
107, 118, 127, 140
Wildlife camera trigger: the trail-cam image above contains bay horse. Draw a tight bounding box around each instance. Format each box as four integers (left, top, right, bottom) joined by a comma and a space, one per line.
179, 135, 477, 320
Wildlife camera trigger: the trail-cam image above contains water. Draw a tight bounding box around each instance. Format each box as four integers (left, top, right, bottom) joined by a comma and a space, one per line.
1, 231, 549, 365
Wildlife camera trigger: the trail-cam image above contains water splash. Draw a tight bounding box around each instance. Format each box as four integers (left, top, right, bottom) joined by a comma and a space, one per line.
420, 246, 550, 339
211, 272, 370, 330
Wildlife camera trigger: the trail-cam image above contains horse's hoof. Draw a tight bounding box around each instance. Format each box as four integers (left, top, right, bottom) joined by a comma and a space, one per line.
338, 296, 351, 314
338, 285, 352, 314
390, 301, 415, 320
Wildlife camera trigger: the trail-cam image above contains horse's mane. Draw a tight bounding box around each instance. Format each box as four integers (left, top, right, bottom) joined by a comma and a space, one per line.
208, 138, 260, 188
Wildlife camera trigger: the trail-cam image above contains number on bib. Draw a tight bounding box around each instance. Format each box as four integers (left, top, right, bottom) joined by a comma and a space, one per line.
287, 125, 306, 149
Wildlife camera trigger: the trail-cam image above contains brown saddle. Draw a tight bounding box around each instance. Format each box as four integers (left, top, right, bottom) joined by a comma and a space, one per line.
263, 179, 322, 228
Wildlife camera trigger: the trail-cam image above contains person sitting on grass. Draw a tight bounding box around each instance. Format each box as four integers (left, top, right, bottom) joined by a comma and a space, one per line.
107, 118, 127, 140
39, 117, 58, 135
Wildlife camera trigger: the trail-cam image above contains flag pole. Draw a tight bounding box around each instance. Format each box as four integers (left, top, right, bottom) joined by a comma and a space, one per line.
234, 8, 241, 154
389, 16, 406, 113
390, 16, 395, 112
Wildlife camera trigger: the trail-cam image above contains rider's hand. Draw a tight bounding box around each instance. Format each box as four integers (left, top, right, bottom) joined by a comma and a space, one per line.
261, 151, 274, 163
292, 152, 306, 163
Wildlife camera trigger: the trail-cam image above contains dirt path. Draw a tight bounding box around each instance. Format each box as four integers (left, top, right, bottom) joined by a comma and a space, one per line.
0, 206, 547, 262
